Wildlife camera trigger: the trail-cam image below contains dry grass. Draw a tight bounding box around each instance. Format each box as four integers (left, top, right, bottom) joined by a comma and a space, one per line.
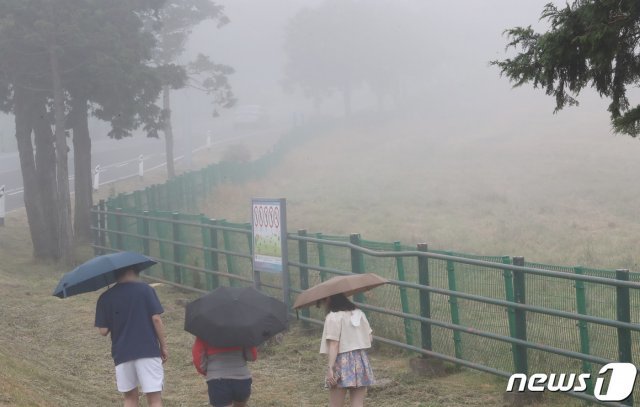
202, 112, 640, 271
0, 210, 580, 406
1, 115, 623, 406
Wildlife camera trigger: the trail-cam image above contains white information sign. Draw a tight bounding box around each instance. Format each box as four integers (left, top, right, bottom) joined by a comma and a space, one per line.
252, 199, 287, 273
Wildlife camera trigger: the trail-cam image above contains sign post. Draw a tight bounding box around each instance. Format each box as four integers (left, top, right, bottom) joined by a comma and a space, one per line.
251, 198, 289, 309
138, 155, 144, 179
0, 184, 5, 226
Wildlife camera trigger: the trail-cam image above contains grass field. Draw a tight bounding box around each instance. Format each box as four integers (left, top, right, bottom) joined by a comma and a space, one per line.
202, 109, 640, 271
2, 110, 634, 406
0, 211, 580, 406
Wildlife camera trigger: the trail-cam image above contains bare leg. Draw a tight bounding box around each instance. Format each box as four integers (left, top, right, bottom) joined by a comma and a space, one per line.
232, 401, 248, 407
329, 388, 347, 407
348, 387, 367, 407
123, 388, 139, 407
145, 391, 163, 407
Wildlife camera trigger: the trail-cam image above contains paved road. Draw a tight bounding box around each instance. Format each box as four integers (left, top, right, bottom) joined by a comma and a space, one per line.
0, 127, 277, 213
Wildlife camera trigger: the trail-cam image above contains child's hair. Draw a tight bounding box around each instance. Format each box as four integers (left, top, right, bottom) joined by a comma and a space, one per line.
327, 293, 356, 312
115, 267, 140, 280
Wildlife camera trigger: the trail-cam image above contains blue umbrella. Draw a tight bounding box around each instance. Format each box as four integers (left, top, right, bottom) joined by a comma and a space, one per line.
52, 251, 156, 298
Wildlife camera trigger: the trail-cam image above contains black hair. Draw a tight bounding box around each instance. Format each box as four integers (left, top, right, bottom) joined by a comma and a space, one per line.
115, 267, 140, 280
327, 293, 356, 312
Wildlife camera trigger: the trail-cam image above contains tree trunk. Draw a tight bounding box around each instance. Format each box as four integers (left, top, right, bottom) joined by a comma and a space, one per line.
13, 86, 57, 259
49, 46, 74, 264
32, 96, 61, 254
162, 85, 175, 179
71, 97, 92, 242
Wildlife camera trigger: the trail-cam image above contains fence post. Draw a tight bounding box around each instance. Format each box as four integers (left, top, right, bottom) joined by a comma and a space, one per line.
166, 180, 174, 210
172, 212, 182, 284
316, 233, 327, 282
91, 205, 99, 256
409, 243, 446, 376
247, 222, 261, 290
616, 269, 633, 406
221, 220, 239, 287
208, 219, 221, 289
116, 193, 125, 210
501, 256, 518, 368
511, 256, 528, 375
145, 187, 152, 211
446, 252, 463, 360
394, 241, 414, 346
573, 266, 593, 395
298, 230, 310, 324
134, 190, 142, 211
98, 200, 106, 254
504, 257, 543, 404
200, 216, 212, 290
190, 174, 198, 212
115, 208, 124, 250
349, 233, 365, 304
154, 185, 161, 211
417, 243, 432, 352
142, 211, 150, 256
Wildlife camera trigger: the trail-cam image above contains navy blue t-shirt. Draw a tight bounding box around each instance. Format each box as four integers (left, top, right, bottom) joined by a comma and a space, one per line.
95, 281, 164, 366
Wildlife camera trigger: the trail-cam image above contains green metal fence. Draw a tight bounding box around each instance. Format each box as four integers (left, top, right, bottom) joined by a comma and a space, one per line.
104, 121, 334, 215
91, 207, 640, 406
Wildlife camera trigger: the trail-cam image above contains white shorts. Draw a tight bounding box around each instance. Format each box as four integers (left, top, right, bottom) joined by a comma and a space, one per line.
115, 357, 164, 393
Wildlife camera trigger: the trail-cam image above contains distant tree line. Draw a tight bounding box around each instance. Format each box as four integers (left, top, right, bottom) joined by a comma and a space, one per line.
283, 0, 431, 116
0, 0, 233, 262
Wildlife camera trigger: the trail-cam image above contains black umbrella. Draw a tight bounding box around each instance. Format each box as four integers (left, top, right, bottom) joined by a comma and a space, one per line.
184, 286, 288, 348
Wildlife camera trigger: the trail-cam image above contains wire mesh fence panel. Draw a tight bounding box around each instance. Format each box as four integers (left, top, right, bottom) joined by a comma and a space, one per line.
143, 212, 163, 279
105, 202, 118, 250
152, 211, 176, 281
437, 253, 511, 369
581, 269, 618, 364
524, 262, 577, 310
93, 198, 640, 407
219, 220, 253, 287
629, 270, 640, 399
456, 297, 512, 370
526, 312, 583, 374
361, 250, 407, 342
121, 210, 142, 253
523, 262, 582, 376
175, 213, 207, 289
314, 237, 351, 279
399, 245, 423, 350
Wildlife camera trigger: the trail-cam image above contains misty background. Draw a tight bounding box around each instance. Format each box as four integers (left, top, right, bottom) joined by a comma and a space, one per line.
2, 0, 638, 266
0, 0, 621, 150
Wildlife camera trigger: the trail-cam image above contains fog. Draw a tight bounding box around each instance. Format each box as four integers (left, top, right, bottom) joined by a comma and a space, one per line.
169, 0, 618, 145
3, 0, 639, 266
0, 0, 620, 148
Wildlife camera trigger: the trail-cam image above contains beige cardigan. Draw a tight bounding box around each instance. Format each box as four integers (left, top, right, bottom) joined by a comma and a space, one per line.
319, 310, 372, 354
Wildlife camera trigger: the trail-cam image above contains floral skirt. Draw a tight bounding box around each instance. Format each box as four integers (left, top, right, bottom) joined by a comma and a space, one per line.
331, 349, 375, 388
